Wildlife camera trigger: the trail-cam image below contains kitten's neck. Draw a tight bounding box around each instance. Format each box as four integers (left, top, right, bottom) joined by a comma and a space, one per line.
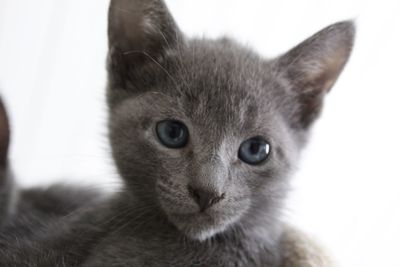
80, 191, 283, 265
109, 191, 283, 247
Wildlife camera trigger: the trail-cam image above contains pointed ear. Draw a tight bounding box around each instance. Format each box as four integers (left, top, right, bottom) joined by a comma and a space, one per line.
0, 98, 10, 167
276, 21, 355, 129
108, 0, 182, 76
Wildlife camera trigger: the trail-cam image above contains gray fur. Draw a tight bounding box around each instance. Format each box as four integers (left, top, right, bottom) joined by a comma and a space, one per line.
0, 0, 355, 266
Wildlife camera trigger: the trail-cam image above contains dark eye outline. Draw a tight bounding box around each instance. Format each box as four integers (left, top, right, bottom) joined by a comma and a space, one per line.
238, 136, 271, 165
156, 119, 189, 149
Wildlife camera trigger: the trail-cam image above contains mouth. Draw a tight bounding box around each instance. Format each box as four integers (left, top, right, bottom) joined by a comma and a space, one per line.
166, 204, 247, 241
168, 211, 230, 241
156, 183, 251, 241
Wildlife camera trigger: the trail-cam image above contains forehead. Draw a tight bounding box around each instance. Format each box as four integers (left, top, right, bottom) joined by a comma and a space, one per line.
161, 39, 277, 132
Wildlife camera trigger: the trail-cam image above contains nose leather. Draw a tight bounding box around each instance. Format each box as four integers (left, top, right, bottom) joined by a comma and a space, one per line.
188, 186, 225, 212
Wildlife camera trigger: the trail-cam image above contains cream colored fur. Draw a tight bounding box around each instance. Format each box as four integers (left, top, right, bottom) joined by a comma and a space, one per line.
281, 226, 334, 267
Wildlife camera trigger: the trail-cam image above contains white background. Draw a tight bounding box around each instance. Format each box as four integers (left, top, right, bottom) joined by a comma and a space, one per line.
1, 0, 400, 266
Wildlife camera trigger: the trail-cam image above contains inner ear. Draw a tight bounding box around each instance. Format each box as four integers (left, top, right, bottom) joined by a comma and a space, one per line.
108, 0, 182, 59
107, 0, 183, 95
275, 21, 355, 129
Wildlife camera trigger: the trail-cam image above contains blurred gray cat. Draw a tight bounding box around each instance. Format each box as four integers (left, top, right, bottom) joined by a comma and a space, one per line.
0, 0, 355, 266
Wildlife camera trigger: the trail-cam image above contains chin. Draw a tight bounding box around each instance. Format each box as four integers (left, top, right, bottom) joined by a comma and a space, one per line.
167, 209, 245, 242
184, 224, 227, 241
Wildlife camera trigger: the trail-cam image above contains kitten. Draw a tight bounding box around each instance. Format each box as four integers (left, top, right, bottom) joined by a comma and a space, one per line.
0, 0, 355, 266
0, 98, 13, 225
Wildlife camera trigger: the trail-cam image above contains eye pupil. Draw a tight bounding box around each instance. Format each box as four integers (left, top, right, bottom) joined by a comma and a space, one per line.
168, 124, 182, 139
156, 120, 189, 149
249, 142, 260, 155
238, 137, 270, 165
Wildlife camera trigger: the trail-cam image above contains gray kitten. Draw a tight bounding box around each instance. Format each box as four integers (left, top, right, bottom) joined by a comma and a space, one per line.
0, 0, 355, 266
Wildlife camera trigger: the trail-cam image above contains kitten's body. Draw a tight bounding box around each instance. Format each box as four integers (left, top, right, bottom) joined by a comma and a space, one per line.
0, 192, 281, 267
0, 0, 354, 266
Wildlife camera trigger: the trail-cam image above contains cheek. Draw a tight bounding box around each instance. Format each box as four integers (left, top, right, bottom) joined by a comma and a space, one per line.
110, 120, 160, 185
226, 171, 252, 201
232, 164, 283, 198
111, 121, 191, 190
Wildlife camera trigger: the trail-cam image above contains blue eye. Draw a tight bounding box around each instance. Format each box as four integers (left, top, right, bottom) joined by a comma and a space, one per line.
238, 136, 270, 165
156, 120, 189, 149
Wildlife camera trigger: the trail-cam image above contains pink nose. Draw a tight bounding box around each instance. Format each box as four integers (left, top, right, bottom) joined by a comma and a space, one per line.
188, 185, 225, 212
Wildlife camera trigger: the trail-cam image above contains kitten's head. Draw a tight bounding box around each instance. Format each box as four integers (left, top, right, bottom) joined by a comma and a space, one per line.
107, 0, 354, 241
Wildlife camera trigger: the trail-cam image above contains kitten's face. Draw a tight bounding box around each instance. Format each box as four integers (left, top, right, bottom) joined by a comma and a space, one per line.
109, 40, 296, 240
107, 0, 354, 241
